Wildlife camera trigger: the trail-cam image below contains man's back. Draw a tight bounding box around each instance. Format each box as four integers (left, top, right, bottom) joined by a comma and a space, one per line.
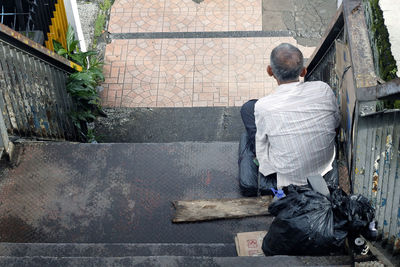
254, 81, 340, 188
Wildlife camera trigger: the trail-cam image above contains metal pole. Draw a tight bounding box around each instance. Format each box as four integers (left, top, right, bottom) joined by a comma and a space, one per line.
0, 107, 10, 156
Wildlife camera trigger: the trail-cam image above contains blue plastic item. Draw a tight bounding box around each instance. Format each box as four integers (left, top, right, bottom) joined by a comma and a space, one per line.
270, 188, 285, 199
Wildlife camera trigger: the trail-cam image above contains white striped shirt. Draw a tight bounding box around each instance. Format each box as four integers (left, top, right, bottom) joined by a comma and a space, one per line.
254, 81, 340, 188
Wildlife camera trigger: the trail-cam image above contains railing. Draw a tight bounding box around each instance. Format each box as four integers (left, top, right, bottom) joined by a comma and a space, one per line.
0, 0, 68, 51
0, 23, 78, 141
305, 0, 400, 255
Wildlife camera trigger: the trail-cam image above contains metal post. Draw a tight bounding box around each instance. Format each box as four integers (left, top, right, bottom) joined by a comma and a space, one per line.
0, 108, 10, 158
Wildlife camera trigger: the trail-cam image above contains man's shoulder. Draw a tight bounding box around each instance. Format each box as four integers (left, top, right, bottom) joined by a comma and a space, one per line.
255, 94, 274, 108
302, 80, 331, 90
302, 81, 331, 90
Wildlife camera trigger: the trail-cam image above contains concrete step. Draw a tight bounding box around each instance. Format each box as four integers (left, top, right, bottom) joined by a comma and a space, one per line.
0, 243, 236, 257
0, 255, 352, 267
94, 107, 243, 143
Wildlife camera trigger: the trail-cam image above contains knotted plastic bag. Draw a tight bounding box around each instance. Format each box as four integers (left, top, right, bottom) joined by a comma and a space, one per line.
262, 185, 347, 255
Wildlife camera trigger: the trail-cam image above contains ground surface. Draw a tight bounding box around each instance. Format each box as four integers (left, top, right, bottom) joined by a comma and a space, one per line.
77, 1, 99, 48
262, 0, 337, 46
99, 0, 337, 108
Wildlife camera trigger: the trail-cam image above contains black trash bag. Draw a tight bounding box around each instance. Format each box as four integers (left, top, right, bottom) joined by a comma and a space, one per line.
331, 190, 375, 239
238, 133, 276, 196
262, 185, 347, 255
323, 158, 339, 190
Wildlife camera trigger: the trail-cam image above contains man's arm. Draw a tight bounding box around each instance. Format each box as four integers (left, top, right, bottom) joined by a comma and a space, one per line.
254, 103, 269, 158
326, 84, 341, 129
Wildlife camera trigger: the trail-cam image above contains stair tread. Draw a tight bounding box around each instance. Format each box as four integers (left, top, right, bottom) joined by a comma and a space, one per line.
0, 255, 353, 267
94, 107, 243, 143
0, 242, 237, 257
0, 142, 270, 245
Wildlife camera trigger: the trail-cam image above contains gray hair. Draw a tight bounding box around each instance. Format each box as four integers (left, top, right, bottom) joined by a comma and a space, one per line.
270, 43, 304, 82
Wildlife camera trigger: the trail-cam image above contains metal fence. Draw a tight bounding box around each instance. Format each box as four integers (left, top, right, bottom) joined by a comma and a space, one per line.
354, 104, 400, 251
0, 23, 78, 141
305, 0, 400, 255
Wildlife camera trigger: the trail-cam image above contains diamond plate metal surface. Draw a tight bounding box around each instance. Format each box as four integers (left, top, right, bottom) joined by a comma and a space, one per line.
0, 142, 272, 243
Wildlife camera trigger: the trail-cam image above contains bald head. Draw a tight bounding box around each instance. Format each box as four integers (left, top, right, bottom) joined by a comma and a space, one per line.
269, 43, 304, 82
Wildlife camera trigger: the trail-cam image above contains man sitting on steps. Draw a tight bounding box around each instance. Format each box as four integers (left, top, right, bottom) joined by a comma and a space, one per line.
240, 43, 340, 190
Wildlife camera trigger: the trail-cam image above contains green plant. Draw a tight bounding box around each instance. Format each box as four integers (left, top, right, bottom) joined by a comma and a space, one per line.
53, 25, 105, 142
101, 0, 112, 12
364, 0, 398, 81
94, 13, 106, 39
93, 0, 113, 46
86, 128, 97, 143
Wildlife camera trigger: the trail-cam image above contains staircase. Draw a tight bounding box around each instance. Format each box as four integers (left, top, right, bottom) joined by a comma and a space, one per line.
0, 115, 352, 266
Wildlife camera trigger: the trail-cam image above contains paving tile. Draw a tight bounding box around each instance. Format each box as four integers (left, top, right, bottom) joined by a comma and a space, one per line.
112, 0, 165, 14
193, 82, 229, 107
126, 39, 162, 61
229, 0, 262, 31
121, 83, 158, 107
163, 11, 197, 32
128, 12, 164, 33
159, 39, 195, 84
164, 0, 198, 13
194, 38, 229, 83
229, 38, 266, 83
103, 83, 123, 107
159, 61, 194, 84
157, 82, 193, 107
123, 39, 162, 84
196, 0, 229, 13
109, 0, 264, 33
125, 60, 160, 84
161, 39, 196, 61
230, 0, 260, 13
195, 11, 229, 32
109, 11, 164, 33
104, 0, 318, 108
229, 10, 262, 31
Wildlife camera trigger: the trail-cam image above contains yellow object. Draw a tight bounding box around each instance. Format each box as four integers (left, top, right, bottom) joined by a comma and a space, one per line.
70, 62, 83, 72
45, 0, 68, 51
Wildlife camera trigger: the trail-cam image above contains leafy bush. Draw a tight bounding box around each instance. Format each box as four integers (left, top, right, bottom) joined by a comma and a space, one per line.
53, 25, 105, 141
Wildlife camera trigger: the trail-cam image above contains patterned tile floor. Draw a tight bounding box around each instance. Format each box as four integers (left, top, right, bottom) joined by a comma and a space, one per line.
102, 0, 316, 108
108, 0, 262, 33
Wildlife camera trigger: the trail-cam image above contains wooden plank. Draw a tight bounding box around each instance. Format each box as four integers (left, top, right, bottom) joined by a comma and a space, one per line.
172, 196, 273, 223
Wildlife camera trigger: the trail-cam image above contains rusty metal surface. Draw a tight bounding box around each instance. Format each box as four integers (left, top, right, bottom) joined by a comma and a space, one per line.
305, 4, 344, 80
0, 255, 353, 267
0, 142, 272, 243
352, 110, 400, 254
0, 36, 78, 140
0, 23, 78, 72
305, 0, 400, 256
356, 78, 400, 101
343, 0, 377, 88
306, 38, 339, 90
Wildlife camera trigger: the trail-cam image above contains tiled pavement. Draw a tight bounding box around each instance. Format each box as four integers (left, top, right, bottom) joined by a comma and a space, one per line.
102, 0, 316, 108
108, 0, 262, 33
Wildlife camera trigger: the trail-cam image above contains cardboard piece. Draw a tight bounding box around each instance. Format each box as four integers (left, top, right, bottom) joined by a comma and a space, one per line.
234, 231, 267, 256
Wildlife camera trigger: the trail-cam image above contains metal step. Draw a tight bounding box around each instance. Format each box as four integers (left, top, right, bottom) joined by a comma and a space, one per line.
0, 243, 236, 257
0, 142, 272, 244
0, 255, 352, 267
94, 107, 243, 143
